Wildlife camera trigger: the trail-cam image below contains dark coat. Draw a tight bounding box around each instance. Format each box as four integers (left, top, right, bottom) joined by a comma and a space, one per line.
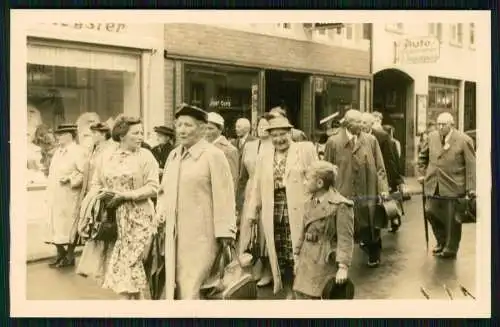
324, 128, 389, 233
417, 129, 476, 197
151, 143, 174, 170
371, 127, 403, 191
293, 189, 355, 298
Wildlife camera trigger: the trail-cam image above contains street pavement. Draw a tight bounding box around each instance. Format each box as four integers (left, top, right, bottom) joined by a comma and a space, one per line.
26, 196, 476, 300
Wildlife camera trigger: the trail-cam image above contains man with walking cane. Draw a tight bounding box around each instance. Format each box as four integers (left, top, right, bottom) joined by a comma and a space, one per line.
417, 112, 476, 259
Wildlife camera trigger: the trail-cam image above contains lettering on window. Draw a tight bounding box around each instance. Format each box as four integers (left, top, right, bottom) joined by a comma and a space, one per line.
209, 97, 232, 109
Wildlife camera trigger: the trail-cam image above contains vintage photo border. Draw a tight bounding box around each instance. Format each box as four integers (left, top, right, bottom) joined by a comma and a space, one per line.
9, 9, 492, 318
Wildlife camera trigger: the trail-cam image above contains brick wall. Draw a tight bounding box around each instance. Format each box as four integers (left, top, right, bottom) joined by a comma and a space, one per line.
164, 24, 370, 77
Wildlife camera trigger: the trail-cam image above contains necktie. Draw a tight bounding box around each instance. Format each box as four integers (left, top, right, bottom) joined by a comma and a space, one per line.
441, 136, 446, 146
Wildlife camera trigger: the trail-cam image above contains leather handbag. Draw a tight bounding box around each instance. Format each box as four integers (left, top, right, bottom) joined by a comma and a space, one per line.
455, 195, 476, 224
200, 244, 258, 300
244, 223, 264, 281
90, 193, 118, 242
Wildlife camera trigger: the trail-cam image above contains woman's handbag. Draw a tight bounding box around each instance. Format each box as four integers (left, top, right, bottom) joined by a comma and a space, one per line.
90, 193, 118, 242
244, 223, 263, 281
200, 244, 258, 300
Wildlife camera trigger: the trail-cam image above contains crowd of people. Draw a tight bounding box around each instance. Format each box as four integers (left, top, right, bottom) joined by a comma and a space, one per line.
39, 101, 476, 300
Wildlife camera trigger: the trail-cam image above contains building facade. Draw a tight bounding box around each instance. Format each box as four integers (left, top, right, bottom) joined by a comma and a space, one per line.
25, 23, 165, 258
371, 22, 478, 176
163, 23, 372, 140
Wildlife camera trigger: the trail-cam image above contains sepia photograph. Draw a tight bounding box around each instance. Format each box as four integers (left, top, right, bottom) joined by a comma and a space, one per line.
10, 10, 491, 318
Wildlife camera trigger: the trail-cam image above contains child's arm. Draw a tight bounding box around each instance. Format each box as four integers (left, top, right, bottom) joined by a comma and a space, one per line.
335, 203, 355, 268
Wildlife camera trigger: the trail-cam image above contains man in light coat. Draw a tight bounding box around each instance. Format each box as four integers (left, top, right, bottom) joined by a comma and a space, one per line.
205, 112, 240, 193
417, 112, 476, 259
324, 110, 389, 267
158, 104, 237, 299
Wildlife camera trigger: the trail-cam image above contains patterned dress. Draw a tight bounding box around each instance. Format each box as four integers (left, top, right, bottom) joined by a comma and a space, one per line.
272, 150, 294, 277
91, 147, 159, 294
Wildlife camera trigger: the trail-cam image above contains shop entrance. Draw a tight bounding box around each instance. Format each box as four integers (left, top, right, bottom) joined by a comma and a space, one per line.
373, 68, 414, 176
265, 70, 306, 129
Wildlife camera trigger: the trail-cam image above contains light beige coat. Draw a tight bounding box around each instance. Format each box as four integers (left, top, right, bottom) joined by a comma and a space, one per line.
245, 141, 318, 294
158, 139, 237, 299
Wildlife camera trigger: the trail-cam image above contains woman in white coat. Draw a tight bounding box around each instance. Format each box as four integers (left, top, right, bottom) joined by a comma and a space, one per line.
157, 104, 237, 300
246, 116, 318, 298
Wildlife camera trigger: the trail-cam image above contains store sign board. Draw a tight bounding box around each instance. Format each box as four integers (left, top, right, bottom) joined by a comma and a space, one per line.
396, 36, 440, 64
51, 22, 127, 33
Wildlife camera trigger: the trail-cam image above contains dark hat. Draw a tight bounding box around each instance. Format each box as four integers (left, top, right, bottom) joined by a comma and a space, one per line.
322, 277, 355, 300
175, 103, 208, 123
90, 122, 110, 132
154, 125, 175, 137
54, 124, 77, 134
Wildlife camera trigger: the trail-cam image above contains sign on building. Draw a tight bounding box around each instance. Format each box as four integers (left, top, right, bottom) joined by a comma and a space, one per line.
395, 36, 440, 64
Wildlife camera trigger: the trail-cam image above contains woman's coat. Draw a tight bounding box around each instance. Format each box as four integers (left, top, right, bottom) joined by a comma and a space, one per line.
158, 139, 237, 299
45, 142, 86, 244
245, 141, 318, 294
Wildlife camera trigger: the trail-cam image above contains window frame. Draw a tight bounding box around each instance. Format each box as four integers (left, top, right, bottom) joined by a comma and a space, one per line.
469, 23, 476, 49
449, 23, 464, 47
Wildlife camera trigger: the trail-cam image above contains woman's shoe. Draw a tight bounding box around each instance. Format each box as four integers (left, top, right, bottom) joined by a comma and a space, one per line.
257, 274, 272, 287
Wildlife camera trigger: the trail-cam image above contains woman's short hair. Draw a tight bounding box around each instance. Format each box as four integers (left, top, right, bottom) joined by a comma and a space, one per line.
309, 160, 338, 190
111, 116, 142, 142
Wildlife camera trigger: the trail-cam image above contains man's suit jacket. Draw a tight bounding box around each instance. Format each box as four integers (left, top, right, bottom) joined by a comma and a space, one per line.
324, 128, 389, 202
232, 134, 257, 153
372, 127, 403, 191
418, 129, 476, 198
214, 135, 240, 193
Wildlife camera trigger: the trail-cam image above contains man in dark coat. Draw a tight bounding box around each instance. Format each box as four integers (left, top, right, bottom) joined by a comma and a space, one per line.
151, 125, 175, 182
361, 112, 406, 232
417, 112, 476, 259
324, 109, 389, 267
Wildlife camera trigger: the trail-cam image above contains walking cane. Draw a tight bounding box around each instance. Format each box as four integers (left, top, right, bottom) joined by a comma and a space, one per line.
422, 183, 429, 252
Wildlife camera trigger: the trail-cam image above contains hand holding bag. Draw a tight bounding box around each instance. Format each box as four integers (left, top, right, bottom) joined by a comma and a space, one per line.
90, 191, 118, 242
200, 244, 258, 300
244, 223, 263, 281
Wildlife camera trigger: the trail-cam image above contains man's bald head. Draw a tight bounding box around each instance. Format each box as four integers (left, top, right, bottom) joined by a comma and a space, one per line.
436, 112, 455, 137
235, 118, 251, 138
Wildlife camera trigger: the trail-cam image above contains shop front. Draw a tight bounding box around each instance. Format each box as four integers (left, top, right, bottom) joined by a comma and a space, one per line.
168, 60, 371, 140
25, 23, 164, 259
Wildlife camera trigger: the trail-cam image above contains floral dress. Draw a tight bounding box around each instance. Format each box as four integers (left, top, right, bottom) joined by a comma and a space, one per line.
91, 147, 159, 294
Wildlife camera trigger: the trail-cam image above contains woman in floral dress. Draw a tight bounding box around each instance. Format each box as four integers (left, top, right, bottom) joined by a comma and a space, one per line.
90, 116, 159, 300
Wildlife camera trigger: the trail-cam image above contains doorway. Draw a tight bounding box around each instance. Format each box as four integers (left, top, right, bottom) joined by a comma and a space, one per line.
373, 68, 414, 176
265, 70, 306, 129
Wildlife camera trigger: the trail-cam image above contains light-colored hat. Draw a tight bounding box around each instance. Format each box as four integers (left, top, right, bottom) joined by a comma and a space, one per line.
207, 112, 225, 128
265, 117, 293, 131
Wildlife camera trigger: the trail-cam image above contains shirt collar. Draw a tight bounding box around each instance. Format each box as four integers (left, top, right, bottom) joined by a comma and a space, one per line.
345, 129, 355, 141
312, 191, 328, 205
212, 135, 223, 145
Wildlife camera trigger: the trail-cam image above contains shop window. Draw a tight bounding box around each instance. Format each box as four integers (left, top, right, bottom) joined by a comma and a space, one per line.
428, 23, 443, 42
428, 77, 460, 125
26, 42, 141, 187
464, 81, 476, 132
184, 64, 259, 140
314, 76, 360, 129
346, 24, 353, 40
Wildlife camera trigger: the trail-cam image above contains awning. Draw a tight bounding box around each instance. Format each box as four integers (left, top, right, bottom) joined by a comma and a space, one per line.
27, 43, 139, 73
